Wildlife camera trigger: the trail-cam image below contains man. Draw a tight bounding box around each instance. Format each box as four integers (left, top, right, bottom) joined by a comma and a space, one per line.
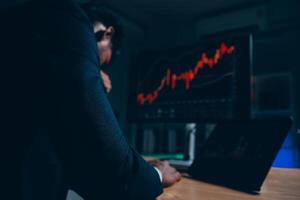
84, 1, 182, 188
0, 0, 180, 199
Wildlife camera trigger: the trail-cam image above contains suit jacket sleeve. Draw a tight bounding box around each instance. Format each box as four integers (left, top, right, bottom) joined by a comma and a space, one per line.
34, 1, 163, 199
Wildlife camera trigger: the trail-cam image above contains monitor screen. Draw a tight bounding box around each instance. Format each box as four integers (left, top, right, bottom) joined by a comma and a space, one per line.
128, 33, 252, 122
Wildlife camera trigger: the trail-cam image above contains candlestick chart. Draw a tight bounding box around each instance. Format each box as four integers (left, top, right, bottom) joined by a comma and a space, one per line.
137, 42, 235, 105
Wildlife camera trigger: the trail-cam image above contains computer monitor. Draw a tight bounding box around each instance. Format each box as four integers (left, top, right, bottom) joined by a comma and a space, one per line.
128, 32, 252, 122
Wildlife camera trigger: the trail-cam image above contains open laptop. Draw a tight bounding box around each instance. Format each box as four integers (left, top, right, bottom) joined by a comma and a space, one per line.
178, 118, 292, 193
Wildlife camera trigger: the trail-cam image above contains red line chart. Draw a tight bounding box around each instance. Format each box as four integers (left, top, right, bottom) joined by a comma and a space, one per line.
137, 42, 235, 105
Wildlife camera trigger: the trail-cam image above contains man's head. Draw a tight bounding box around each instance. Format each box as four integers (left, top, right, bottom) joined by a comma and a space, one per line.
93, 21, 115, 65
82, 4, 122, 65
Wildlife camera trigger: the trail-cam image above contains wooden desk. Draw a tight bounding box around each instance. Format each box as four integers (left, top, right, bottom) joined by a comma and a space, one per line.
158, 168, 300, 200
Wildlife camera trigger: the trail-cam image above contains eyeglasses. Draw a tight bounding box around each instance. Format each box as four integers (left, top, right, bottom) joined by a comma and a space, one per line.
94, 25, 115, 42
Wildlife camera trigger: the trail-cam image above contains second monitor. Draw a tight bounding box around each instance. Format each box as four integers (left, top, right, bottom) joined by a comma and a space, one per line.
128, 32, 252, 122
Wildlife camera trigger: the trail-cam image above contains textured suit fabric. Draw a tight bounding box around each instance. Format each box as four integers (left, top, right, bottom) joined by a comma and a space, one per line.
0, 0, 162, 199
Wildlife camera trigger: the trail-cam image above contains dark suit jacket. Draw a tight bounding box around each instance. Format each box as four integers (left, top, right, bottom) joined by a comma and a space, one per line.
0, 0, 162, 199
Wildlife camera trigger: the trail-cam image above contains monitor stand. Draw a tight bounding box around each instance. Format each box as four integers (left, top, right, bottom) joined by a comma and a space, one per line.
168, 123, 196, 170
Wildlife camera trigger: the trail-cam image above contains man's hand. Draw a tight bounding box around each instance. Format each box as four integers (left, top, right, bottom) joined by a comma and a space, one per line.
100, 70, 112, 93
149, 160, 181, 187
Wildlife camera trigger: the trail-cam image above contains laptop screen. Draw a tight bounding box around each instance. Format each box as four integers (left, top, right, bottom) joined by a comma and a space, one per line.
189, 118, 292, 192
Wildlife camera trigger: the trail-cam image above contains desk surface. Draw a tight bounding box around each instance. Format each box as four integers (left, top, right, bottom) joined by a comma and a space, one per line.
157, 168, 300, 200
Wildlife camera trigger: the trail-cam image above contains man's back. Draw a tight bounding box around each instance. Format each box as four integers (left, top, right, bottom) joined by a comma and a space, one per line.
0, 1, 162, 199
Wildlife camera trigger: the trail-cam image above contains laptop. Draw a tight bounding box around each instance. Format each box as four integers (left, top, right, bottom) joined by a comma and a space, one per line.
186, 118, 292, 193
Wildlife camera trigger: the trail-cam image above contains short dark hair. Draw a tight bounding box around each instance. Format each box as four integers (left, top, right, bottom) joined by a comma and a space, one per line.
81, 3, 123, 53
